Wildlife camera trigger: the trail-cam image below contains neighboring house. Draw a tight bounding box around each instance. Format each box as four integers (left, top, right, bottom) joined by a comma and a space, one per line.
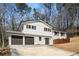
7, 20, 67, 46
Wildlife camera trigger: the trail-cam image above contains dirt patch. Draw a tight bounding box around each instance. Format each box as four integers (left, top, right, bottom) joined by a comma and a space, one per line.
0, 48, 11, 56
54, 37, 79, 52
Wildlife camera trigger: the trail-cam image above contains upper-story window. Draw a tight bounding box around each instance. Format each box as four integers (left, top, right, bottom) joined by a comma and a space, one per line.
32, 26, 36, 30
44, 28, 51, 32
61, 32, 65, 36
28, 25, 31, 28
48, 29, 51, 32
54, 31, 59, 36
26, 25, 36, 30
26, 25, 30, 28
44, 28, 47, 31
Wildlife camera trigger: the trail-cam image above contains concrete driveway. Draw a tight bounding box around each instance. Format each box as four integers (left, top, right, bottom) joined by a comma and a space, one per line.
11, 45, 75, 56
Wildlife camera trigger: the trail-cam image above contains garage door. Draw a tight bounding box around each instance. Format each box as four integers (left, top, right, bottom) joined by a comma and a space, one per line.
25, 37, 34, 45
11, 35, 23, 45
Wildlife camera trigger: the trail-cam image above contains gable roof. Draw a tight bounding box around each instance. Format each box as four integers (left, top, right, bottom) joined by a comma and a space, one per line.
17, 20, 53, 31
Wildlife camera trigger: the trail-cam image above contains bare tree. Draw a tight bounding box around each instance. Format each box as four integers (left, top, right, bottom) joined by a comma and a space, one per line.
0, 4, 6, 47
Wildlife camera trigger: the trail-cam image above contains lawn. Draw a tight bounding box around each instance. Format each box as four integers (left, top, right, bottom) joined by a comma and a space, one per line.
54, 36, 79, 52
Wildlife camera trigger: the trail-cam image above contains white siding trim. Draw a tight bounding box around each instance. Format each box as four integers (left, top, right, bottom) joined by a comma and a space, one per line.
34, 37, 45, 45
49, 38, 53, 45
23, 36, 25, 46
8, 35, 11, 46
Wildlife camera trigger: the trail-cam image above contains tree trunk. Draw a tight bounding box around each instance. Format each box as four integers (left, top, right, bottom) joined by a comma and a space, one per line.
2, 29, 4, 47
1, 17, 4, 47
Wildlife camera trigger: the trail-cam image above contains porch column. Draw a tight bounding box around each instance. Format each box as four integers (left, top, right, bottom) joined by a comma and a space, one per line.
23, 36, 25, 46
8, 35, 11, 46
59, 32, 61, 39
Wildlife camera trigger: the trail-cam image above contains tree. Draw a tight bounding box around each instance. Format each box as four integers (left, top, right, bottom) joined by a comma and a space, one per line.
5, 4, 18, 31
33, 8, 38, 20
15, 3, 32, 20
8, 15, 17, 31
0, 4, 6, 47
33, 8, 46, 21
56, 3, 79, 36
42, 3, 55, 24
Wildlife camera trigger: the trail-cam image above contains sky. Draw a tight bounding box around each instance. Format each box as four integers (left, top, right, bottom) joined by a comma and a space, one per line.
27, 3, 57, 15
27, 3, 41, 9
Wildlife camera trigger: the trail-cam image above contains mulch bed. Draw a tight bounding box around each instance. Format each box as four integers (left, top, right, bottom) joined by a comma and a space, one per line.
0, 48, 11, 56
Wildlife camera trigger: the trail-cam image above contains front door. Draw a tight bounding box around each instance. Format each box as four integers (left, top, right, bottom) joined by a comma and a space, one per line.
45, 38, 49, 45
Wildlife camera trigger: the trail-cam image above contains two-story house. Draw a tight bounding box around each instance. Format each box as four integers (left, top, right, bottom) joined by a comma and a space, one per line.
7, 20, 67, 47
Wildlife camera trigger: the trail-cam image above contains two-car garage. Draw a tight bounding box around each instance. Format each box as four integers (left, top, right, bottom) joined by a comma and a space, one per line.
11, 35, 50, 45
11, 35, 34, 45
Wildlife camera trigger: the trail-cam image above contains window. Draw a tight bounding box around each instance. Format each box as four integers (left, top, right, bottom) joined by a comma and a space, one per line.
54, 31, 59, 35
28, 25, 31, 28
48, 29, 49, 31
61, 32, 65, 36
33, 26, 36, 30
34, 26, 36, 30
32, 26, 34, 29
44, 28, 47, 31
26, 25, 36, 30
39, 37, 41, 41
44, 28, 51, 32
26, 25, 31, 29
46, 28, 47, 31
32, 26, 36, 30
48, 29, 51, 32
44, 28, 46, 31
26, 25, 29, 28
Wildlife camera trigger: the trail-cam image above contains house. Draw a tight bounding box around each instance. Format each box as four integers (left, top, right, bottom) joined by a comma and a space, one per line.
6, 20, 67, 47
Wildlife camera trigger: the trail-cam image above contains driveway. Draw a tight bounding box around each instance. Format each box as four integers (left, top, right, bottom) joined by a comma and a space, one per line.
11, 45, 75, 56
